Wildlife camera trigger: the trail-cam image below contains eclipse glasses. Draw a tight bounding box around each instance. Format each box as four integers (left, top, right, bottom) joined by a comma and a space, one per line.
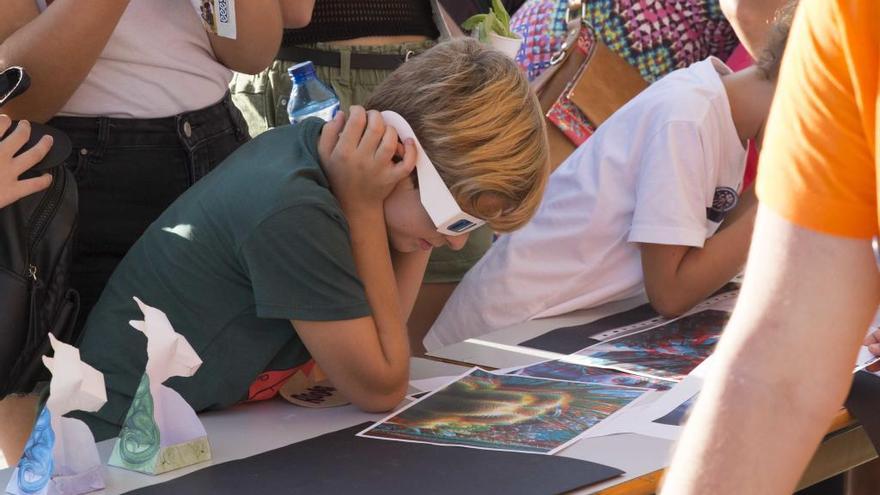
380, 111, 485, 236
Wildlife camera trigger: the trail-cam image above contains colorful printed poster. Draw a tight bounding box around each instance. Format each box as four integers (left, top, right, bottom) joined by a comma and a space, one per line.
359, 368, 646, 454
510, 360, 673, 391
576, 309, 730, 381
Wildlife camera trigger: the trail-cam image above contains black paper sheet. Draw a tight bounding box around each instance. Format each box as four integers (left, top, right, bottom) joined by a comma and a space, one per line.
653, 396, 696, 427
519, 283, 741, 355
520, 304, 659, 354
123, 422, 623, 495
845, 370, 880, 452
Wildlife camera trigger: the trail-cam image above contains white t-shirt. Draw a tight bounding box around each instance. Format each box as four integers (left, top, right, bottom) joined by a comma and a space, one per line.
37, 0, 231, 118
425, 57, 747, 351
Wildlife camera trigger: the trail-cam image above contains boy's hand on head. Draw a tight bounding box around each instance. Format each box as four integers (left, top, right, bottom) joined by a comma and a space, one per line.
0, 116, 53, 209
318, 106, 417, 213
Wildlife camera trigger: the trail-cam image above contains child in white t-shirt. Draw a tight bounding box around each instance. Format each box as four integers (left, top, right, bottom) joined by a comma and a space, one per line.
425, 8, 794, 350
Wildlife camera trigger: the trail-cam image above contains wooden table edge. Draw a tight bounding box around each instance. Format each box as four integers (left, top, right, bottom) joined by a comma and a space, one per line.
590, 410, 857, 495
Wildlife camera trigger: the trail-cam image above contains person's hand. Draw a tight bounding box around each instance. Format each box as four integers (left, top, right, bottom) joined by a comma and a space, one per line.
864, 328, 880, 356
317, 106, 417, 213
0, 116, 53, 209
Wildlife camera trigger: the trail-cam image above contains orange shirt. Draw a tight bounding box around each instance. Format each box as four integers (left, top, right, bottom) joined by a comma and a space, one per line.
756, 0, 879, 238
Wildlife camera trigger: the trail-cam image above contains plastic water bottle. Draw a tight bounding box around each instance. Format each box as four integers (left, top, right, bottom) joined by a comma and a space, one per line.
287, 61, 340, 124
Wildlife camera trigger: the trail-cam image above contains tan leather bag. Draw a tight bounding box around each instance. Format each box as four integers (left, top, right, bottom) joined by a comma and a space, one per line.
532, 13, 649, 171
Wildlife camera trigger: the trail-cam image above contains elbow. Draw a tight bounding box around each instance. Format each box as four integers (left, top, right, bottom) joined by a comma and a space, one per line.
350, 385, 407, 413
223, 40, 282, 75
719, 0, 749, 26
282, 3, 314, 29
719, 0, 765, 45
647, 292, 691, 319
229, 57, 276, 76
347, 369, 409, 413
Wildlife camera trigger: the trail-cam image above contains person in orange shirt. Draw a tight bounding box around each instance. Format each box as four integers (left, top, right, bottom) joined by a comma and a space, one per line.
660, 0, 880, 493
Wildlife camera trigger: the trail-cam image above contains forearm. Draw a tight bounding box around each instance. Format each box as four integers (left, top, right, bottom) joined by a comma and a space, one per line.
208, 0, 282, 74
662, 208, 880, 494
0, 0, 130, 122
346, 207, 410, 389
643, 202, 756, 316
670, 198, 758, 303
391, 248, 430, 321
664, 344, 851, 493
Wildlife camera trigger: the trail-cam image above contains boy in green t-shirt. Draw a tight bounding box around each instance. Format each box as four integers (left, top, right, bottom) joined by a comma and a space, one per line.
68, 38, 549, 440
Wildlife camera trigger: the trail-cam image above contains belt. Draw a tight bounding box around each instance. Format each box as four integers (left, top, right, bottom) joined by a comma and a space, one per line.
276, 46, 413, 71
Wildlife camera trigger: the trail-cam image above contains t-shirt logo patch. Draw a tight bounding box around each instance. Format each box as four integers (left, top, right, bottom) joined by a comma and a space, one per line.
706, 187, 738, 223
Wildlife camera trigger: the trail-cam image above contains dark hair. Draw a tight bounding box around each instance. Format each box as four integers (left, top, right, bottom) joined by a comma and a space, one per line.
756, 0, 799, 80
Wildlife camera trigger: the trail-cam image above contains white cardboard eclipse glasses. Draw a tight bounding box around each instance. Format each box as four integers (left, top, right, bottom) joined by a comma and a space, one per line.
380, 111, 485, 236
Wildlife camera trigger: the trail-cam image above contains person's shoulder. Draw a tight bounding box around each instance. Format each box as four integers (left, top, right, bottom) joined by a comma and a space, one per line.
629, 58, 727, 124
247, 119, 324, 160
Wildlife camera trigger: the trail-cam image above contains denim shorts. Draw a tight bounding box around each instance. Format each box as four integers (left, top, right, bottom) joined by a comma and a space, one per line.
49, 93, 250, 335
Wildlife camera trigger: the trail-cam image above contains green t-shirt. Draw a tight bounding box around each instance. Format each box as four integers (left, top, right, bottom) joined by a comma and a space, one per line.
77, 118, 370, 438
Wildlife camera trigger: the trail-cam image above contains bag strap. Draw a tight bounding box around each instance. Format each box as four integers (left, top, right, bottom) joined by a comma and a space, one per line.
531, 1, 589, 95
431, 0, 464, 40
0, 67, 30, 107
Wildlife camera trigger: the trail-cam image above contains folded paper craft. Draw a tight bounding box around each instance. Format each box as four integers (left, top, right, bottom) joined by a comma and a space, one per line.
108, 298, 211, 475
6, 335, 107, 495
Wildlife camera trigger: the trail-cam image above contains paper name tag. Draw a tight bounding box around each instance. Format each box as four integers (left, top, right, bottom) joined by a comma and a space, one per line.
191, 0, 237, 39
280, 367, 350, 408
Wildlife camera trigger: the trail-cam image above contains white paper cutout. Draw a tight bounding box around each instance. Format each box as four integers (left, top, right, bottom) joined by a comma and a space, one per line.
6, 335, 107, 495
108, 298, 211, 475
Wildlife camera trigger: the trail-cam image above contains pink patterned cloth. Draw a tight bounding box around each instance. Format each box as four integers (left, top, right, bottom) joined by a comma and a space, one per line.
512, 0, 739, 147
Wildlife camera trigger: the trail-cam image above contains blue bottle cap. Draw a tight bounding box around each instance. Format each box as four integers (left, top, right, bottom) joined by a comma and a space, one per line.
288, 61, 316, 79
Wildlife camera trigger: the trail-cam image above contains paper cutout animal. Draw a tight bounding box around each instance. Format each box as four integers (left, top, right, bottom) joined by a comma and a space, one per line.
108, 298, 211, 475
6, 335, 107, 495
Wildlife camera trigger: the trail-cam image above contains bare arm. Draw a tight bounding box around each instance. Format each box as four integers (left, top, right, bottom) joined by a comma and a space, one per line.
660, 206, 880, 494
292, 108, 418, 412
207, 1, 283, 75
279, 0, 315, 28
639, 186, 757, 317
0, 0, 130, 122
293, 207, 410, 412
392, 249, 431, 322
720, 0, 791, 58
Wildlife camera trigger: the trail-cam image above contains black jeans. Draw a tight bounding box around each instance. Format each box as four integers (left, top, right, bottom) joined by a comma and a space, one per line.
49, 94, 250, 335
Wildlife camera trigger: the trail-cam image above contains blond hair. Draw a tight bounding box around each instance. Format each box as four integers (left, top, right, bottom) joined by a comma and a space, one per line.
365, 38, 549, 233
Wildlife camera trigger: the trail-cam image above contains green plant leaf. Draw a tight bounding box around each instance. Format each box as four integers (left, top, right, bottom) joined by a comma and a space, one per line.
462, 13, 486, 31
491, 0, 511, 31
481, 12, 496, 42
492, 16, 511, 38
